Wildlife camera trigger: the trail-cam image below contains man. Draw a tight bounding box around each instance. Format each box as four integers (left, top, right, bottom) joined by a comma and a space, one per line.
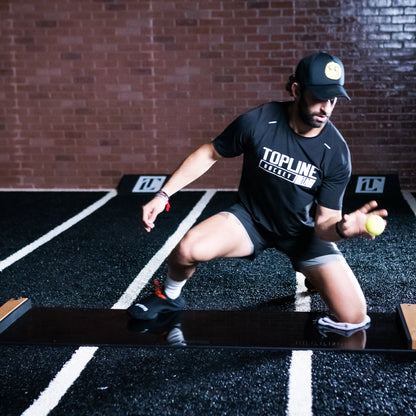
129, 52, 387, 330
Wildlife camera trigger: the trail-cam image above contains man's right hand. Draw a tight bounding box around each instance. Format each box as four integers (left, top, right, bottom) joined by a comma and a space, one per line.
142, 197, 168, 232
141, 143, 222, 232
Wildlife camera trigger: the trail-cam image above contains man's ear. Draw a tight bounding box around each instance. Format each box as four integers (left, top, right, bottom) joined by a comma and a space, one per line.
291, 82, 301, 100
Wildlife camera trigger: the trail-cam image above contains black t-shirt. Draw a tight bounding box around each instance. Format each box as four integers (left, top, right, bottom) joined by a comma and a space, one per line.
213, 102, 351, 237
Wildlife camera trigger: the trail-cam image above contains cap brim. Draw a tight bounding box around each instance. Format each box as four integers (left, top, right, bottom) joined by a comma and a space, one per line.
307, 84, 351, 101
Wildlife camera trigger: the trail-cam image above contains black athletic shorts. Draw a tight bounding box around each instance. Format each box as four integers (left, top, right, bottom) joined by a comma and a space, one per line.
225, 203, 344, 272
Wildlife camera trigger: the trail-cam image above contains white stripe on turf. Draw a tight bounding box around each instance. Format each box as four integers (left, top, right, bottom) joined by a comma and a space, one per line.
286, 272, 313, 416
20, 190, 216, 416
0, 190, 118, 272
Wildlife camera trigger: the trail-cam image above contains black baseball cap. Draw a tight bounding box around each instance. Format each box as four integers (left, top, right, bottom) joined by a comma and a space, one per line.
295, 52, 350, 101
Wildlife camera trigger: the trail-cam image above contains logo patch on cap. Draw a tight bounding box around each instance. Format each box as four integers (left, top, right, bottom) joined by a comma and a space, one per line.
325, 61, 342, 80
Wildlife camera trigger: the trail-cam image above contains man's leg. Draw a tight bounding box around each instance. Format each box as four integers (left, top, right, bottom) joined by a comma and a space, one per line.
128, 211, 254, 319
168, 211, 254, 282
302, 259, 367, 324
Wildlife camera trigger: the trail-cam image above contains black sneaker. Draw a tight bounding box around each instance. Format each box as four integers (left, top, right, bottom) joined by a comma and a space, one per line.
128, 311, 186, 346
128, 310, 182, 333
127, 280, 186, 320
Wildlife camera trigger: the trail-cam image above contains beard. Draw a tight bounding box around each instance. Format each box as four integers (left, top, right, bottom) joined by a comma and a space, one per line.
298, 93, 330, 128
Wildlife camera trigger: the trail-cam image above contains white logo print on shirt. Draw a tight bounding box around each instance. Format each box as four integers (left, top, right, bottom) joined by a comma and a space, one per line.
259, 146, 319, 189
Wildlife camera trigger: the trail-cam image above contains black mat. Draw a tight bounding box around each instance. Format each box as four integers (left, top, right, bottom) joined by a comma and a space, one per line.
0, 305, 412, 353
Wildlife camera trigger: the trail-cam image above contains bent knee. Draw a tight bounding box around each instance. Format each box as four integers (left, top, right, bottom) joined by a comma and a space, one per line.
336, 304, 367, 324
169, 234, 210, 265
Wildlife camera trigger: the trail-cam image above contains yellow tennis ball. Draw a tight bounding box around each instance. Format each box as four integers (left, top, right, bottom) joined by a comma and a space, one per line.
365, 215, 385, 236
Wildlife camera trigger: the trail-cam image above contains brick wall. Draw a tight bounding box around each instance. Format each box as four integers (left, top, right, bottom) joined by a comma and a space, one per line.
1, 0, 415, 190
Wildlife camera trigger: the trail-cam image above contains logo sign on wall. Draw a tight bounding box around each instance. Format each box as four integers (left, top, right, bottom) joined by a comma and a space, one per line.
117, 175, 170, 195
355, 176, 386, 194
132, 176, 168, 193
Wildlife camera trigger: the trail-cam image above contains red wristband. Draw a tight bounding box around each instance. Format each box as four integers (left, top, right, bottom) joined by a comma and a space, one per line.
155, 190, 170, 212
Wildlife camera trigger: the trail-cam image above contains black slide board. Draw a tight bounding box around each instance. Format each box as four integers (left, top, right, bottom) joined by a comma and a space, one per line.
0, 306, 412, 353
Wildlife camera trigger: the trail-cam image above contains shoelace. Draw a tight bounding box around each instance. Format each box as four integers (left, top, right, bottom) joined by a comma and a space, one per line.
154, 279, 167, 300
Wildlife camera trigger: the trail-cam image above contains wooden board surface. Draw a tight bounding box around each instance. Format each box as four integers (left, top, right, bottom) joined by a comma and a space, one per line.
0, 298, 32, 334
0, 298, 29, 322
398, 304, 416, 349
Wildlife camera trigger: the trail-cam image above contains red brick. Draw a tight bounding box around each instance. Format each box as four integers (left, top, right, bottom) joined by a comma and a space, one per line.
0, 0, 414, 189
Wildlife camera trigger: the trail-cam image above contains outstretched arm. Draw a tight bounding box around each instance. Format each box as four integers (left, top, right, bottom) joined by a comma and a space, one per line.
314, 200, 388, 242
142, 142, 223, 232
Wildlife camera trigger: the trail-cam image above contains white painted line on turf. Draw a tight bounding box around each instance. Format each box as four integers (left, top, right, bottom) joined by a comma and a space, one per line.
286, 272, 313, 416
20, 347, 98, 416
286, 350, 313, 416
294, 271, 311, 312
0, 190, 117, 272
20, 190, 216, 416
402, 191, 416, 216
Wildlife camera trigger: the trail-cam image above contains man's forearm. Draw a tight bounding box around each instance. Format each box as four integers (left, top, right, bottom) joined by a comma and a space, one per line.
314, 204, 343, 242
161, 142, 222, 197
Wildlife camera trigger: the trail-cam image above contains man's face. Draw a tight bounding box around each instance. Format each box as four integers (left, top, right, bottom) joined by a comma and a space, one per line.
298, 89, 337, 129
